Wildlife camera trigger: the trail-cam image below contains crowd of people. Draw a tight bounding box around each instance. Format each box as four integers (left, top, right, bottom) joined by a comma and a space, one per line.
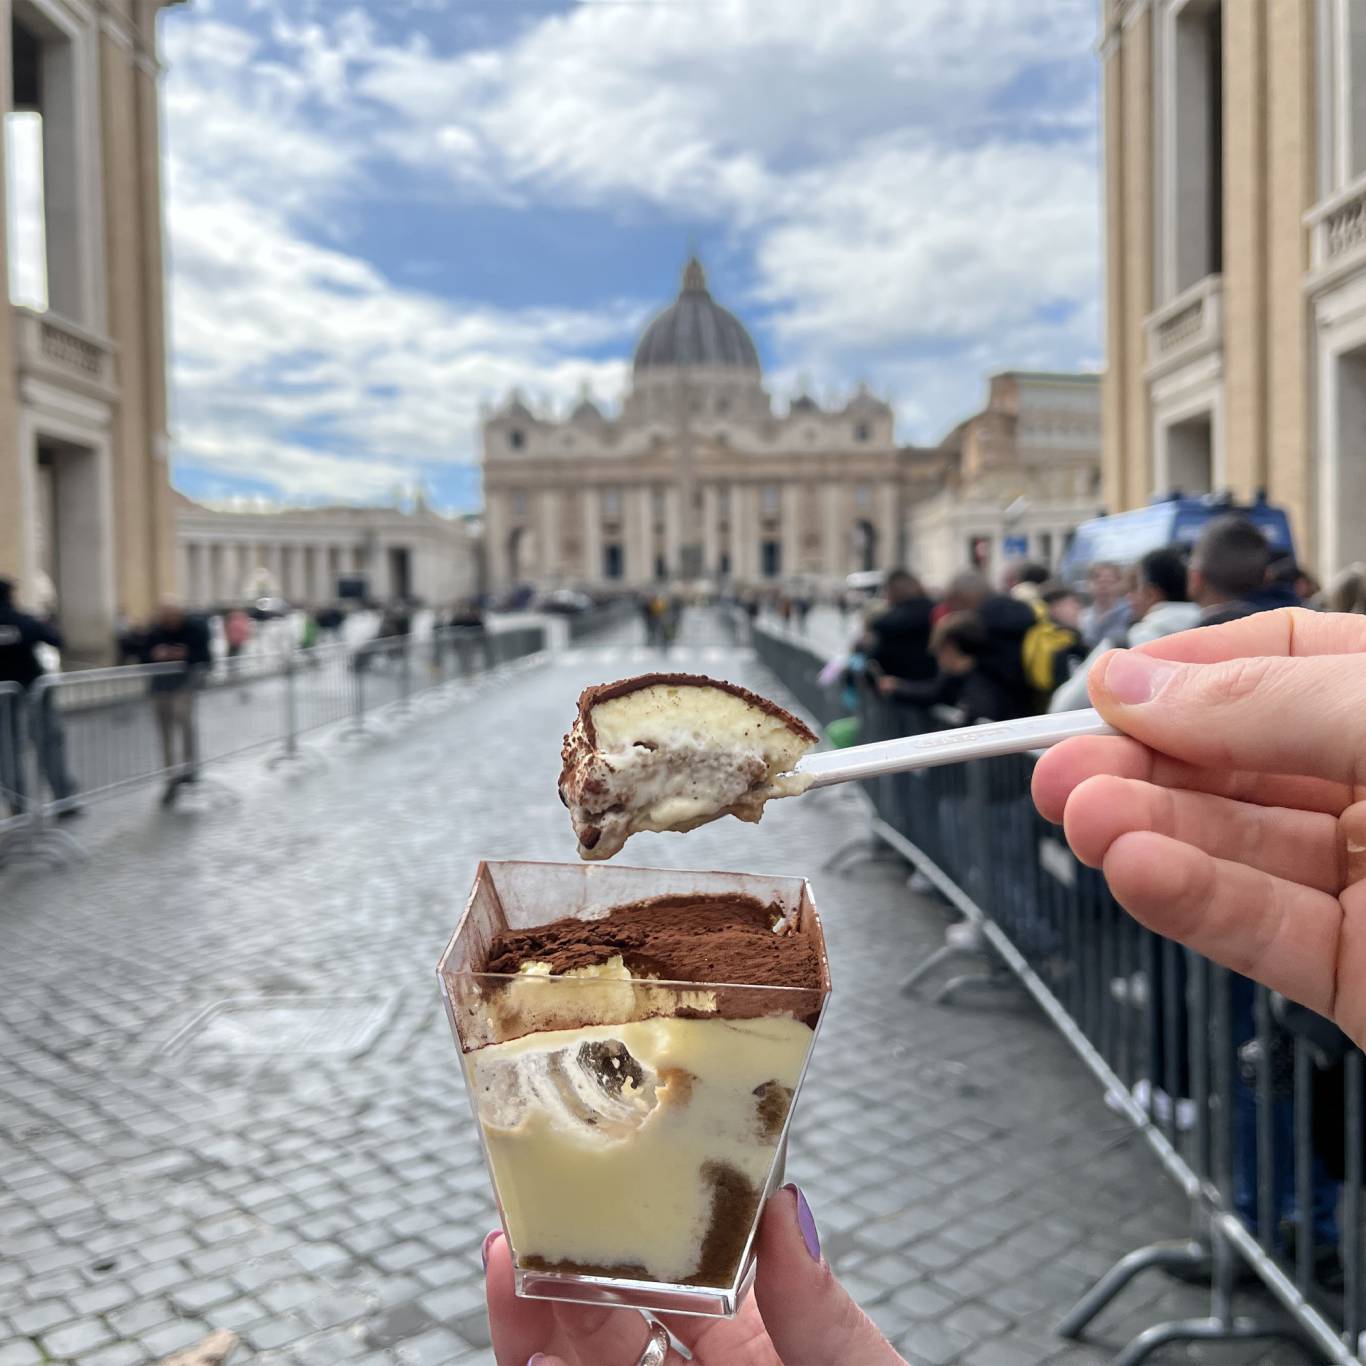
1, 590, 492, 816
836, 515, 1356, 1296
849, 513, 1333, 729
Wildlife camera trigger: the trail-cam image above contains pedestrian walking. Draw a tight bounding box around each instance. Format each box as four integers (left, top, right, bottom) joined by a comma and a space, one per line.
139, 597, 211, 805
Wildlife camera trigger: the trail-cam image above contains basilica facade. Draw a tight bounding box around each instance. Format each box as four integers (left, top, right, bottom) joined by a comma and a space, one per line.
481, 259, 1102, 594
482, 259, 948, 593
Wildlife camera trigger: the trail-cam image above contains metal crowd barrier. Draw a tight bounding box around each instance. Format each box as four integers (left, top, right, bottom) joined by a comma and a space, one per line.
752, 623, 1365, 1366
0, 682, 27, 841
0, 623, 549, 866
566, 599, 637, 641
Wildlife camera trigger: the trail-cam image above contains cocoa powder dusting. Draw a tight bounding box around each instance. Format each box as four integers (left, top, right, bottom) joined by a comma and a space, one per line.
484, 894, 822, 991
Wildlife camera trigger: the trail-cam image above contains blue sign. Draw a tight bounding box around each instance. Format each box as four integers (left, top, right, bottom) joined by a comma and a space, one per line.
1002, 535, 1029, 559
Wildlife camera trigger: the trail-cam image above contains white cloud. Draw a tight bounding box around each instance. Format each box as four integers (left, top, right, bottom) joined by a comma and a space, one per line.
159, 0, 1101, 503
350, 0, 1101, 431
162, 10, 637, 505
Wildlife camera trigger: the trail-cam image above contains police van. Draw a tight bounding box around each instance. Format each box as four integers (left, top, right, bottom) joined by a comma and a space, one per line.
1059, 494, 1296, 587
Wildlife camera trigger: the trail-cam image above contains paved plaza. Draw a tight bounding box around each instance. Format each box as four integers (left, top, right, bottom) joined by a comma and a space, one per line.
0, 616, 1306, 1365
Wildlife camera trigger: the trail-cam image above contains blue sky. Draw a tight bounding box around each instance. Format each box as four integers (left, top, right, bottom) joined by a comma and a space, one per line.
159, 0, 1101, 511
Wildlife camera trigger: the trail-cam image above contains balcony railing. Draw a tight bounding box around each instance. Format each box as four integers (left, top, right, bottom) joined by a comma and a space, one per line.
1143, 274, 1223, 379
1307, 172, 1366, 284
11, 306, 117, 398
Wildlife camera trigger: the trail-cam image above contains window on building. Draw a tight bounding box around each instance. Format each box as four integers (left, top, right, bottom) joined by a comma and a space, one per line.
511, 491, 528, 519
855, 422, 870, 442
1037, 531, 1054, 566
761, 485, 780, 519
654, 554, 667, 581
855, 483, 872, 512
761, 540, 782, 578
7, 8, 83, 318
601, 487, 622, 520
508, 428, 525, 450
603, 543, 623, 579
1171, 0, 1223, 292
719, 552, 731, 577
1164, 412, 1213, 495
1331, 0, 1366, 185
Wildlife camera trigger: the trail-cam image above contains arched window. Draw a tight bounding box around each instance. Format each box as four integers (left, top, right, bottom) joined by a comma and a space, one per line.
508, 429, 525, 450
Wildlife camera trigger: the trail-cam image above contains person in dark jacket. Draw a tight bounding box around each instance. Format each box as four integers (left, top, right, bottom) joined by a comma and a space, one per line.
0, 578, 78, 816
939, 571, 1037, 717
865, 570, 936, 683
139, 597, 211, 805
1190, 514, 1272, 626
879, 612, 1022, 724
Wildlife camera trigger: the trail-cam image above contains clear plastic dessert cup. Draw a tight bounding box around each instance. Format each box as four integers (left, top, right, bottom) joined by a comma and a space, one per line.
436, 860, 831, 1318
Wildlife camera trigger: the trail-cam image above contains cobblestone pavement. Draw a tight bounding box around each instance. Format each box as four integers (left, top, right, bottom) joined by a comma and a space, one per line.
0, 614, 1305, 1365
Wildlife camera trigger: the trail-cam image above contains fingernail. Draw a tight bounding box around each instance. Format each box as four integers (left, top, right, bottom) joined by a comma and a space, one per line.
481, 1229, 501, 1272
527, 1356, 550, 1366
1102, 651, 1176, 706
782, 1182, 821, 1261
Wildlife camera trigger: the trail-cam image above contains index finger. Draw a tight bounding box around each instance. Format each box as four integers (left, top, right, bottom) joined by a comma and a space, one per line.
1126, 607, 1366, 665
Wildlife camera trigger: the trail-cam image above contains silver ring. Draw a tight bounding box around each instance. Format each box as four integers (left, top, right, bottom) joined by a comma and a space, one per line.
635, 1321, 670, 1366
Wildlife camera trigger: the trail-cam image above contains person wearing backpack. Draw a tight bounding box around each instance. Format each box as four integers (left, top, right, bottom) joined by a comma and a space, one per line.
1022, 583, 1087, 703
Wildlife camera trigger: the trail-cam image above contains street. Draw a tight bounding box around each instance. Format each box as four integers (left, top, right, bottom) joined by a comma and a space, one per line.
0, 615, 1301, 1365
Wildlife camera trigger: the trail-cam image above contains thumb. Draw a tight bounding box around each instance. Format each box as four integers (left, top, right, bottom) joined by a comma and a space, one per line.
754, 1186, 903, 1366
1089, 648, 1366, 787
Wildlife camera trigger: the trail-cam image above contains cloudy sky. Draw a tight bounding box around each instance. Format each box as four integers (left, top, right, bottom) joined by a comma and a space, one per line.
154, 0, 1101, 510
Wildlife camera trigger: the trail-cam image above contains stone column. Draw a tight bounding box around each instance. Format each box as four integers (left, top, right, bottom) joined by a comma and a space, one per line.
823, 482, 844, 577
1222, 0, 1268, 500
583, 486, 602, 585
664, 485, 682, 576
1120, 5, 1154, 510
732, 485, 754, 581
878, 483, 899, 572
625, 486, 649, 585
539, 490, 560, 584
1265, 0, 1314, 560
701, 485, 719, 578
191, 544, 207, 605
781, 483, 801, 578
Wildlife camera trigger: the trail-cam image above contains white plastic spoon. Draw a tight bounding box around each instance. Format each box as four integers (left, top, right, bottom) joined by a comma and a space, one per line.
792, 707, 1119, 790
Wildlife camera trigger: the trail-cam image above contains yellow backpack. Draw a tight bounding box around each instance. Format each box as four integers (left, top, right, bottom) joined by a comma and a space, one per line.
1021, 599, 1080, 695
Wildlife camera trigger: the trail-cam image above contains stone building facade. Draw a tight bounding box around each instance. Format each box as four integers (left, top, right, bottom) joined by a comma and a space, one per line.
173, 494, 480, 611
482, 259, 948, 594
1, 0, 182, 660
483, 260, 1102, 594
907, 372, 1103, 588
1101, 0, 1366, 576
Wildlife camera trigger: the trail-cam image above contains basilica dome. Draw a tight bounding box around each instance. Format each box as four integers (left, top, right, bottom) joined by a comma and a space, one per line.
633, 257, 761, 375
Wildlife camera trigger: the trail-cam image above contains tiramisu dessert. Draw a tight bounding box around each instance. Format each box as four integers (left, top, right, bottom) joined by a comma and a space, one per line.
560, 674, 818, 860
448, 879, 829, 1297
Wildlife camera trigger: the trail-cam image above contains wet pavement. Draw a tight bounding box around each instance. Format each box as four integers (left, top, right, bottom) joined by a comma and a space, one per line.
0, 613, 1305, 1364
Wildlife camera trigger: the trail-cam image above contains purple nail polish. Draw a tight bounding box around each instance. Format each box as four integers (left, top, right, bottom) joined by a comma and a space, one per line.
783, 1182, 821, 1261
481, 1229, 501, 1272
